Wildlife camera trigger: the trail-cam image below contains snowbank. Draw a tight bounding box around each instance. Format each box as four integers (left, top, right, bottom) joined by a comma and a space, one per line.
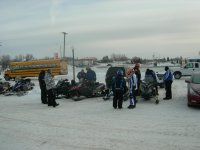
0, 70, 200, 150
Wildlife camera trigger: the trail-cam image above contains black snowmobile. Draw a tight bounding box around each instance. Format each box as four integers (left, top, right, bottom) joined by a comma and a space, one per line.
0, 81, 11, 94
140, 77, 159, 104
54, 79, 71, 98
68, 80, 106, 101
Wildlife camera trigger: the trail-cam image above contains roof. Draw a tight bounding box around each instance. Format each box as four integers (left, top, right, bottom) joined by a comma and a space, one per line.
79, 57, 97, 61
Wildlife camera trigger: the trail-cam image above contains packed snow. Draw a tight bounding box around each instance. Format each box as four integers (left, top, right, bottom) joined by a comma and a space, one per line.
0, 66, 200, 150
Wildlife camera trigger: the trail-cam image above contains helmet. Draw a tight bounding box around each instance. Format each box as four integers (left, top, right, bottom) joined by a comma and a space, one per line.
126, 67, 133, 76
117, 69, 123, 76
135, 63, 140, 69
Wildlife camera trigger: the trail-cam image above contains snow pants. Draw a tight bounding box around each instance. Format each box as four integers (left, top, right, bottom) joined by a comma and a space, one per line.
47, 89, 57, 106
113, 90, 123, 109
165, 80, 172, 99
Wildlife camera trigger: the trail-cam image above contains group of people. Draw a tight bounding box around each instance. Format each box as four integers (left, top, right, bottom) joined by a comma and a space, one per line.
38, 65, 173, 109
111, 64, 173, 109
77, 67, 96, 83
38, 69, 59, 107
111, 64, 141, 109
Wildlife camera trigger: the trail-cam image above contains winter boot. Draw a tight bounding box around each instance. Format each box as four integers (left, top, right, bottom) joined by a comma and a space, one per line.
127, 105, 136, 109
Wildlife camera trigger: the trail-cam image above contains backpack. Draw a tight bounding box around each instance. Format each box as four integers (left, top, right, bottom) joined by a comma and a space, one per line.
114, 77, 124, 91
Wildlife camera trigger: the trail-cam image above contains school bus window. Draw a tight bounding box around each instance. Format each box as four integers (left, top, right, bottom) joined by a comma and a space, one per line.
13, 66, 17, 70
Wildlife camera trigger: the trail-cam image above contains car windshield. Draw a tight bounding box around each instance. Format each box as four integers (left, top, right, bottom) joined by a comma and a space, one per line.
192, 74, 200, 84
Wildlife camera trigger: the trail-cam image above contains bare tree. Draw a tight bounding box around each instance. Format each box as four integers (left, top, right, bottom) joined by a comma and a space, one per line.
110, 53, 128, 61
25, 54, 34, 61
0, 55, 11, 70
131, 56, 141, 64
14, 55, 23, 62
101, 56, 111, 63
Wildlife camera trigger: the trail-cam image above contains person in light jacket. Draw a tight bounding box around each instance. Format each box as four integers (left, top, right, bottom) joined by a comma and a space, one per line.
126, 67, 137, 109
44, 69, 59, 107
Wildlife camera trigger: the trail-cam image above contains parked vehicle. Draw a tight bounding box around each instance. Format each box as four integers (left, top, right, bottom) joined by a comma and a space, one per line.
172, 62, 200, 79
68, 80, 106, 100
105, 66, 127, 89
103, 66, 129, 101
188, 56, 200, 62
0, 81, 11, 94
140, 80, 159, 104
4, 78, 35, 96
54, 79, 71, 98
185, 72, 200, 107
4, 59, 68, 81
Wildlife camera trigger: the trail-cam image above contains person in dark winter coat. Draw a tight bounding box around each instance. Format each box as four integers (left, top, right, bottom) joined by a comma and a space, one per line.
85, 67, 96, 82
38, 70, 47, 104
112, 69, 126, 109
77, 69, 86, 82
163, 66, 173, 100
44, 69, 59, 107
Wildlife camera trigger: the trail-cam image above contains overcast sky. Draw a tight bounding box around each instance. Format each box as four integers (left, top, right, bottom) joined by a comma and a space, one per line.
0, 0, 200, 59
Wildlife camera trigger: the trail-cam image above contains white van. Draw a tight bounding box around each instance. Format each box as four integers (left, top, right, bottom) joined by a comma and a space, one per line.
172, 62, 200, 79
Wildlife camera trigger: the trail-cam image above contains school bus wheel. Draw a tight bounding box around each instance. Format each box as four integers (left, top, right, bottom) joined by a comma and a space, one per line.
4, 75, 10, 81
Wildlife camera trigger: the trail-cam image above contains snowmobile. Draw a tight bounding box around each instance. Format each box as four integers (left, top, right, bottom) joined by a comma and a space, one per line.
4, 78, 34, 96
54, 79, 71, 98
68, 80, 106, 101
0, 81, 11, 94
140, 80, 159, 104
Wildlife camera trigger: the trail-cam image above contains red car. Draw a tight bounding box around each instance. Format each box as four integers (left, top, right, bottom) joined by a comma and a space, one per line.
185, 72, 200, 107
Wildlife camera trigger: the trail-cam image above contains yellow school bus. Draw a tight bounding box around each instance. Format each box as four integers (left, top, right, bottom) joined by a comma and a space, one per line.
4, 59, 68, 80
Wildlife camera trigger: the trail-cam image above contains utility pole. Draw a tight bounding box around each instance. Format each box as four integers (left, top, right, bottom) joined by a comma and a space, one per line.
62, 32, 68, 58
72, 47, 75, 81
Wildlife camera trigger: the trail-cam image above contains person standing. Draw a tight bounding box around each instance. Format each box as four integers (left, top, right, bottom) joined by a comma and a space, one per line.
163, 66, 173, 100
126, 67, 137, 109
134, 63, 141, 96
44, 69, 59, 107
77, 69, 86, 82
112, 69, 126, 109
85, 67, 96, 82
38, 70, 47, 104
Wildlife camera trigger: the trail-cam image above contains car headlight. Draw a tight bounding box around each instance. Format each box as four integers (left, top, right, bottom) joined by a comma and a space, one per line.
189, 87, 199, 96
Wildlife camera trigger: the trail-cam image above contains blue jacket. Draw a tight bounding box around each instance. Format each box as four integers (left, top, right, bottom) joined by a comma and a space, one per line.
86, 69, 96, 81
163, 70, 173, 81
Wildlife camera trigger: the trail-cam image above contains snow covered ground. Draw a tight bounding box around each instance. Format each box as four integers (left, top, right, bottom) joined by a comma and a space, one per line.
0, 66, 200, 150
